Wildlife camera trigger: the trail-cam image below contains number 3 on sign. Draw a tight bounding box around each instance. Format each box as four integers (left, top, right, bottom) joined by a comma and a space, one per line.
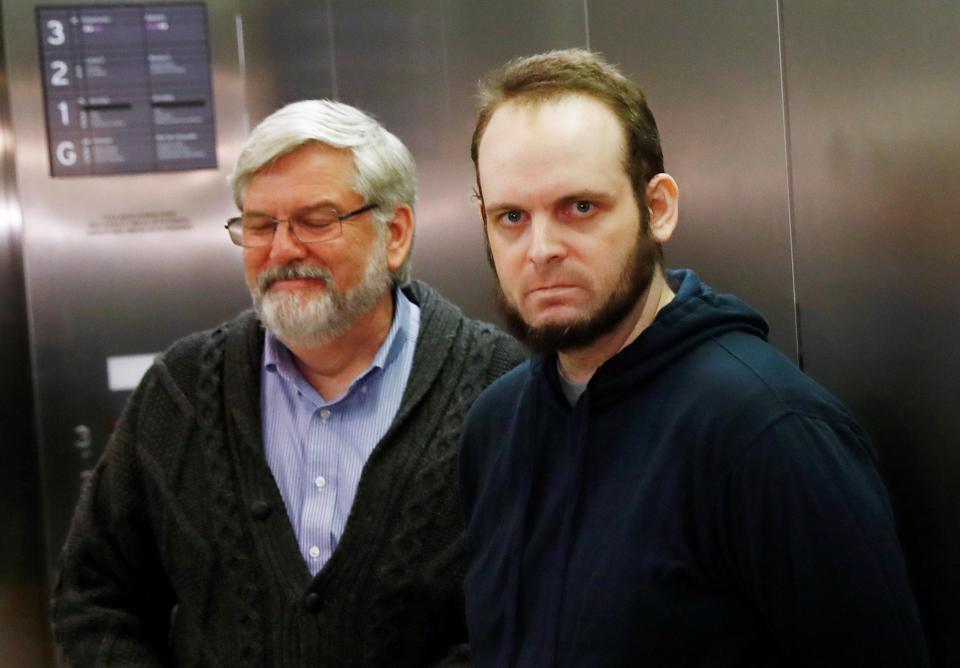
46, 20, 66, 45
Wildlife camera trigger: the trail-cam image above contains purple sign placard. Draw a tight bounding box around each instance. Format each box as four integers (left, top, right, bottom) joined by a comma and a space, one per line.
36, 3, 217, 177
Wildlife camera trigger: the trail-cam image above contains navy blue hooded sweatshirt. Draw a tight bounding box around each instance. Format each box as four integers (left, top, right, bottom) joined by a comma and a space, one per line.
460, 270, 928, 668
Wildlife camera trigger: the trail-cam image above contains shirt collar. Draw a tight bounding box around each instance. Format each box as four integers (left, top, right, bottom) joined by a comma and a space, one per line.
372, 285, 413, 372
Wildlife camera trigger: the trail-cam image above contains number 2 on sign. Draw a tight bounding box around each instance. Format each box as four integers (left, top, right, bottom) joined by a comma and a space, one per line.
50, 60, 70, 86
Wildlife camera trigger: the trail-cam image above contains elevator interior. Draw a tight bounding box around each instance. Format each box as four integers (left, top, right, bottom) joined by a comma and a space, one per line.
1, 1, 957, 665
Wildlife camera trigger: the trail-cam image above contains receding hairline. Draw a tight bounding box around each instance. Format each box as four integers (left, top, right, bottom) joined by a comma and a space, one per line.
473, 90, 635, 187
476, 86, 632, 154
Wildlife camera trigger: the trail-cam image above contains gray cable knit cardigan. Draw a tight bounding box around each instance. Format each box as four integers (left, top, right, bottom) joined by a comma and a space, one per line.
52, 281, 524, 667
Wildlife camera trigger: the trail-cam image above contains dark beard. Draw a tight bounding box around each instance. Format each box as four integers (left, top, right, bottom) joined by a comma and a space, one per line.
493, 229, 659, 355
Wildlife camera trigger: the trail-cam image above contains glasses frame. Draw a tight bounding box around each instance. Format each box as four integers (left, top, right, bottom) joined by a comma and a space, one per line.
225, 202, 379, 247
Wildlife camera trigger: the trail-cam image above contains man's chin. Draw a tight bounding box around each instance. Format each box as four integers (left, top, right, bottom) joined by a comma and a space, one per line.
252, 290, 331, 344
495, 273, 649, 355
498, 298, 597, 355
259, 288, 318, 313
520, 321, 605, 355
522, 308, 582, 332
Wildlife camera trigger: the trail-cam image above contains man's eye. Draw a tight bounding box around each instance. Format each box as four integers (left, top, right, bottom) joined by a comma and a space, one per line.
299, 217, 336, 230
501, 210, 525, 225
572, 200, 595, 216
243, 217, 274, 232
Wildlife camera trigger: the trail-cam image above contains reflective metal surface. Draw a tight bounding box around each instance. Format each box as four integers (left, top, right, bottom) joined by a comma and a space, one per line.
0, 5, 51, 664
590, 1, 797, 359
2, 0, 250, 584
237, 0, 335, 123
782, 2, 960, 663
241, 0, 587, 321
0, 1, 955, 664
416, 0, 587, 319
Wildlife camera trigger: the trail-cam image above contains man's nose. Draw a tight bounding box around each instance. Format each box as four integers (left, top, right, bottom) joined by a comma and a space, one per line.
268, 220, 308, 264
527, 216, 566, 267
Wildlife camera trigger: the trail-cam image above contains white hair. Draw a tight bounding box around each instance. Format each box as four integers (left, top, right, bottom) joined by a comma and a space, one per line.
229, 99, 416, 285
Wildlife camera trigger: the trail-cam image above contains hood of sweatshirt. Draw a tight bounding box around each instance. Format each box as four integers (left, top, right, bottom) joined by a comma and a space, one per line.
537, 268, 770, 408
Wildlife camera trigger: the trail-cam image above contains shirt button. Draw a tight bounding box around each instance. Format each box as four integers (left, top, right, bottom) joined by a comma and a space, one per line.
309, 545, 320, 559
315, 476, 326, 489
304, 592, 321, 612
319, 408, 331, 421
249, 500, 271, 520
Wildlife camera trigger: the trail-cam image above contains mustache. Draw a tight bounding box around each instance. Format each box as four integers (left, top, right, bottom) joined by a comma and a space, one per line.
257, 263, 333, 292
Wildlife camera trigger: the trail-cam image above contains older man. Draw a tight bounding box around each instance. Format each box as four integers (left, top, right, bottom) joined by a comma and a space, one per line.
460, 49, 928, 667
52, 100, 523, 666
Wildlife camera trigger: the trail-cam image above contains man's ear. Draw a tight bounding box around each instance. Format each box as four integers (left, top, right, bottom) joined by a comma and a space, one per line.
645, 173, 679, 244
385, 204, 414, 274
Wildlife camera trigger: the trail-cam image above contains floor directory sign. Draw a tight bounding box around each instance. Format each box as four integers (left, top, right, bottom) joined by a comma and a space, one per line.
36, 3, 217, 176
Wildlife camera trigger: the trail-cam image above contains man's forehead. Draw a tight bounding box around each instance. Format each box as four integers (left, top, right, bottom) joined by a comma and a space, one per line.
488, 93, 621, 136
478, 94, 629, 199
243, 142, 361, 210
256, 141, 354, 177
481, 96, 625, 166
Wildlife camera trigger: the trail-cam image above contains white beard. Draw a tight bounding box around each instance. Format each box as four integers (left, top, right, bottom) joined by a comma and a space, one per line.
251, 237, 392, 347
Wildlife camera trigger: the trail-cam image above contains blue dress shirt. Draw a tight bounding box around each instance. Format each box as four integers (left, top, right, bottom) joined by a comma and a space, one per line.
260, 289, 420, 575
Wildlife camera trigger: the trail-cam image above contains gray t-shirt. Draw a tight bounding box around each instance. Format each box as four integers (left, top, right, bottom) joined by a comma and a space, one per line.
557, 359, 588, 405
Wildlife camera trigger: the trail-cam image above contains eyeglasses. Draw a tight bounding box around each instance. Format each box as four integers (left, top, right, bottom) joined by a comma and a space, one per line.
225, 203, 379, 247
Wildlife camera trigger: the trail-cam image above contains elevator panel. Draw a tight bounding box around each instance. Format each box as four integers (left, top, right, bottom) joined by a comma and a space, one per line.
36, 3, 218, 176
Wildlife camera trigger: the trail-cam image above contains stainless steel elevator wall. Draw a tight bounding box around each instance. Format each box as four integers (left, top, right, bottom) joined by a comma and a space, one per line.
2, 0, 250, 620
242, 1, 798, 353
0, 6, 51, 664
590, 1, 798, 358
1, 1, 956, 665
241, 0, 588, 322
781, 3, 960, 663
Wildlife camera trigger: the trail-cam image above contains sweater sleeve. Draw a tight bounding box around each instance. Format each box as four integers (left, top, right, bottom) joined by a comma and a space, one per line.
459, 328, 524, 516
487, 330, 526, 384
51, 363, 177, 666
436, 332, 521, 668
717, 413, 929, 667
